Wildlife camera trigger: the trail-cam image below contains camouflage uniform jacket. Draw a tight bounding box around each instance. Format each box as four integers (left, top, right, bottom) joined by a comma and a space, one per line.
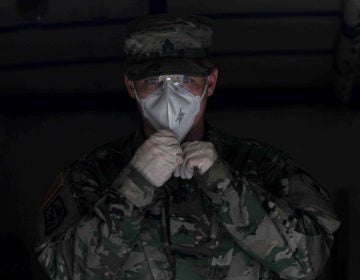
36, 122, 340, 280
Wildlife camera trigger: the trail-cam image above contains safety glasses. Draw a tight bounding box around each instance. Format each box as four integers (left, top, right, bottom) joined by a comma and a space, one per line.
132, 74, 208, 97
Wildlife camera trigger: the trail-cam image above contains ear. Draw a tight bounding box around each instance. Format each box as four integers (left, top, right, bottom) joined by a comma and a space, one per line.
124, 74, 136, 99
206, 67, 218, 97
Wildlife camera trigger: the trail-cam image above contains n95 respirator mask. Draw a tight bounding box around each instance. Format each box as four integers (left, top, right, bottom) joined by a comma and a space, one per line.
133, 77, 208, 141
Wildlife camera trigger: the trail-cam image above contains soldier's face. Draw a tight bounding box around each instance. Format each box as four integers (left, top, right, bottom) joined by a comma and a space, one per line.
124, 67, 218, 136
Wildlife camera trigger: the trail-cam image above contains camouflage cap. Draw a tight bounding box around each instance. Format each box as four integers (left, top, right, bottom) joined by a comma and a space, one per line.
123, 14, 214, 80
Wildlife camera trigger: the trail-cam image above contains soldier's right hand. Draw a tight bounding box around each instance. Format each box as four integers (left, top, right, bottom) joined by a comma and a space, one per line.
130, 130, 183, 187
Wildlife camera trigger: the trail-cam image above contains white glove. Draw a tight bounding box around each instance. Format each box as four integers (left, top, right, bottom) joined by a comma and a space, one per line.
173, 141, 218, 179
130, 130, 183, 187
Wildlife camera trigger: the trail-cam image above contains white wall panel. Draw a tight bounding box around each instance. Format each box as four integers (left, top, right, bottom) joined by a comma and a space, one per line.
0, 0, 147, 25
0, 0, 350, 94
0, 17, 340, 64
0, 26, 125, 64
168, 0, 341, 13
1, 55, 335, 93
0, 0, 342, 26
46, 0, 148, 22
214, 55, 334, 88
1, 63, 125, 93
0, 1, 22, 25
213, 18, 340, 52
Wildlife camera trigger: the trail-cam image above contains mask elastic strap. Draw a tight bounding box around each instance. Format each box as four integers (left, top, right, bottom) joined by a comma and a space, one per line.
131, 81, 142, 102
200, 76, 210, 101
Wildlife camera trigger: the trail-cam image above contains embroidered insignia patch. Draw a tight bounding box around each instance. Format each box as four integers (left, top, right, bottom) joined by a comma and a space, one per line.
43, 196, 67, 235
38, 173, 81, 244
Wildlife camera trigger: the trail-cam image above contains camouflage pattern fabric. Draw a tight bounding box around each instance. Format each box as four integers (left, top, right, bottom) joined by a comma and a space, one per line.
123, 14, 214, 80
36, 122, 340, 280
334, 0, 360, 103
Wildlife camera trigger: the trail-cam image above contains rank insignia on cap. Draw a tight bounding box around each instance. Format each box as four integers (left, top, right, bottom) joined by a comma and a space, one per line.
162, 39, 174, 54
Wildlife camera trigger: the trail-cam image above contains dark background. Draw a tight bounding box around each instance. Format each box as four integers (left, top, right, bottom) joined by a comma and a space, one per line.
1, 0, 359, 279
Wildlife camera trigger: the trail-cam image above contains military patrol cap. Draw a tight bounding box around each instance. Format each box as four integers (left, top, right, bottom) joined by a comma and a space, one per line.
123, 14, 214, 80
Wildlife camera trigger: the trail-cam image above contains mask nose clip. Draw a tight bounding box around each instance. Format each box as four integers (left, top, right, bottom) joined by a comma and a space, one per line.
162, 78, 179, 93
164, 76, 176, 85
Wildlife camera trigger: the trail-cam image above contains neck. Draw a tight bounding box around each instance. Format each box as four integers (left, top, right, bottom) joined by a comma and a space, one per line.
182, 118, 205, 142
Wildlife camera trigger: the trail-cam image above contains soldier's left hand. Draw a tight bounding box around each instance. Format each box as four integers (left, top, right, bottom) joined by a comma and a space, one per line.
173, 141, 218, 179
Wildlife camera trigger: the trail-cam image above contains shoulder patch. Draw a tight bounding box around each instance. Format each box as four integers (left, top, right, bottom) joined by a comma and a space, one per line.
43, 196, 67, 235
38, 173, 81, 244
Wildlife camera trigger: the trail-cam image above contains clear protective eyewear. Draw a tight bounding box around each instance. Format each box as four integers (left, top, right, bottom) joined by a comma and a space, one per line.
133, 74, 208, 97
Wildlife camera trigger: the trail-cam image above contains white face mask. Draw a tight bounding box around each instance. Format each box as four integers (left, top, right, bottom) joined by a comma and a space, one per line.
133, 78, 208, 141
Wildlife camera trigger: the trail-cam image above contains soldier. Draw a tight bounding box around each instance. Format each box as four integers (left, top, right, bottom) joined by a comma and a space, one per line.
36, 14, 340, 279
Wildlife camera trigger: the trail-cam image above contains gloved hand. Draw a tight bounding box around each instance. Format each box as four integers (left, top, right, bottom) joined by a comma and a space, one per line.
173, 141, 218, 179
130, 130, 183, 187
